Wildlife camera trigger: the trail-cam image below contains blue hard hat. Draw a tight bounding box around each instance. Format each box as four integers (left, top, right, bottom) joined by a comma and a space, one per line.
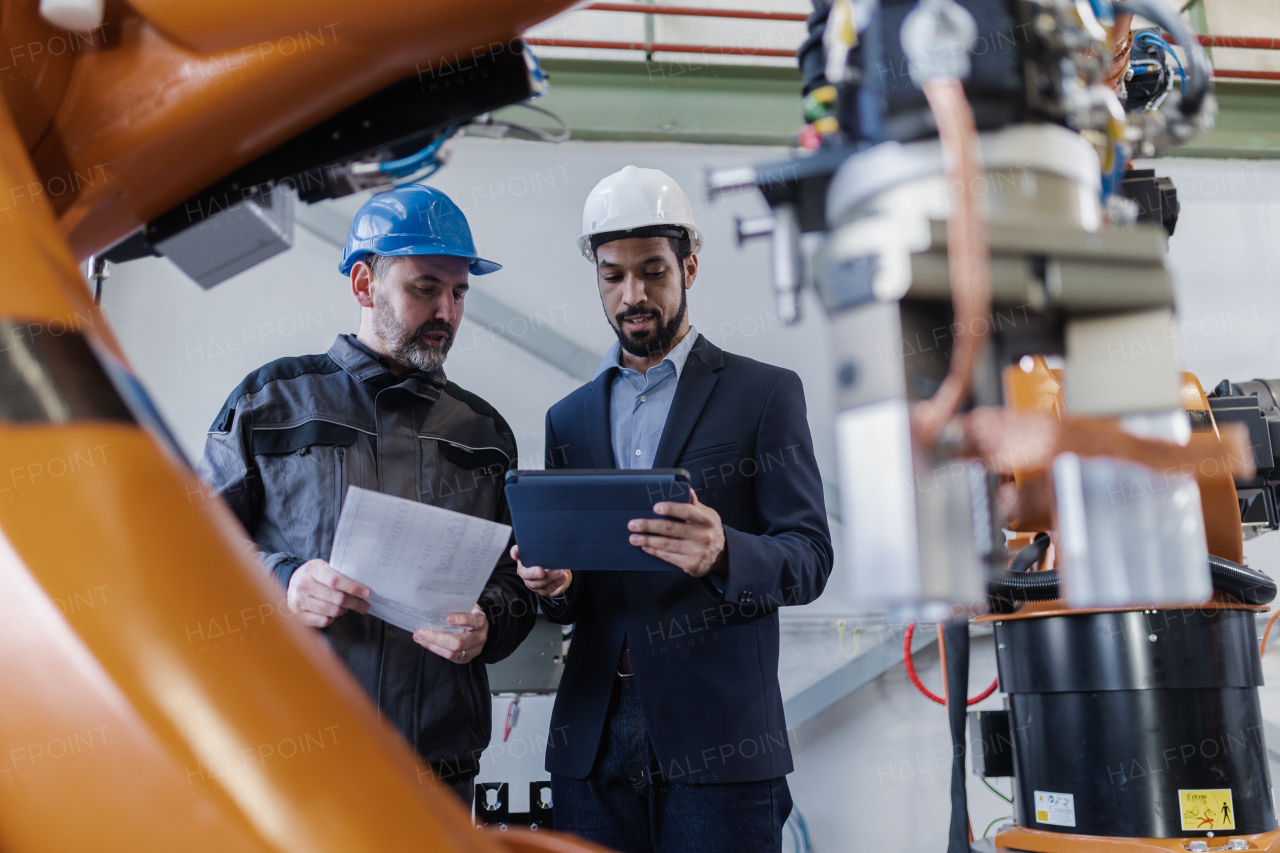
338, 184, 501, 276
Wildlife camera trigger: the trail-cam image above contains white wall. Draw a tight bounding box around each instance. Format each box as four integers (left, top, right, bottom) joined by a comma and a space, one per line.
101, 137, 836, 480
1138, 157, 1280, 569
100, 144, 1280, 851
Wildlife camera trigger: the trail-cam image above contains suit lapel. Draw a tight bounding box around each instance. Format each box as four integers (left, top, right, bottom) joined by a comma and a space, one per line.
583, 370, 615, 468
652, 335, 722, 469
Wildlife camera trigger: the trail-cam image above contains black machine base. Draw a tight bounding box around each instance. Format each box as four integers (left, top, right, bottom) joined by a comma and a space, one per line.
993, 608, 1275, 839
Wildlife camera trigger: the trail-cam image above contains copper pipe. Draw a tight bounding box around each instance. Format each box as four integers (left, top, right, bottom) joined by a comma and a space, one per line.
912, 77, 992, 448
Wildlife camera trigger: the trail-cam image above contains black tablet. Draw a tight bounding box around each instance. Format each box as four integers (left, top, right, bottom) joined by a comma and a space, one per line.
504, 469, 691, 572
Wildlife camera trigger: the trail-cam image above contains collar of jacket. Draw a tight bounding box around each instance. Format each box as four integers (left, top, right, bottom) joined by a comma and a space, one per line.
327, 333, 445, 402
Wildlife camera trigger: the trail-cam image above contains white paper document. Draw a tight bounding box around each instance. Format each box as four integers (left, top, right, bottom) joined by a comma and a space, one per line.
329, 486, 511, 634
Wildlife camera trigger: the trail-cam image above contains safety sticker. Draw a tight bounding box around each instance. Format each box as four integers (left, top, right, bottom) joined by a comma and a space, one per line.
1033, 791, 1076, 828
1180, 789, 1234, 832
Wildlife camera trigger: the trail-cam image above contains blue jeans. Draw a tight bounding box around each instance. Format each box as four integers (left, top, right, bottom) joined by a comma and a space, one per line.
552, 677, 792, 853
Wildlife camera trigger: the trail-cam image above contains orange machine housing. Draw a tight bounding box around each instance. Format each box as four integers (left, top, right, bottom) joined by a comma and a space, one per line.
987, 358, 1277, 852
0, 1, 613, 851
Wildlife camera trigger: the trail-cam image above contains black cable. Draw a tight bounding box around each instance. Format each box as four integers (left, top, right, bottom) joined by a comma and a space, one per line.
1113, 0, 1211, 116
797, 1, 833, 96
1208, 554, 1278, 605
1009, 532, 1050, 573
942, 619, 971, 853
987, 554, 1278, 610
987, 535, 1058, 613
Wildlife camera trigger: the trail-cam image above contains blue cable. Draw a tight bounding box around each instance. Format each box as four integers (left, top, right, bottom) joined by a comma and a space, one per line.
1136, 32, 1186, 93
375, 125, 458, 175
1101, 143, 1126, 201
783, 806, 812, 852
1142, 32, 1186, 91
786, 817, 802, 852
795, 806, 812, 851
392, 161, 444, 188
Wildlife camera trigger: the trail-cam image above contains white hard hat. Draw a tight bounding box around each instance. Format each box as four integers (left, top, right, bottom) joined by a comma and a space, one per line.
577, 165, 705, 262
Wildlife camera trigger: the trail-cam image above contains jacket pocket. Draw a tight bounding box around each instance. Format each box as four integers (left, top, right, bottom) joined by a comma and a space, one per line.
677, 443, 743, 499
252, 421, 361, 560
422, 436, 509, 515
677, 442, 740, 465
252, 421, 360, 455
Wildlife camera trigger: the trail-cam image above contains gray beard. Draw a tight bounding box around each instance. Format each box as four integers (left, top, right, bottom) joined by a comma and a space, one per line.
372, 293, 451, 373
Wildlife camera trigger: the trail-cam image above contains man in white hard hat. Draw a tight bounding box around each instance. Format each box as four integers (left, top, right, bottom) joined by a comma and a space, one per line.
514, 166, 833, 852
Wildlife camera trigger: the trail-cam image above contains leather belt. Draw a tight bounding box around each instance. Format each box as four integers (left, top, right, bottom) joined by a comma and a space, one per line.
617, 648, 634, 677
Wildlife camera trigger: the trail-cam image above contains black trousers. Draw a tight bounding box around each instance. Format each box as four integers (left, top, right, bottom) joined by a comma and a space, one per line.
552, 677, 792, 853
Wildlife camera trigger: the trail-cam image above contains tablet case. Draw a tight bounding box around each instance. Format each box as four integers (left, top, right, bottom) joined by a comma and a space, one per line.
504, 469, 691, 572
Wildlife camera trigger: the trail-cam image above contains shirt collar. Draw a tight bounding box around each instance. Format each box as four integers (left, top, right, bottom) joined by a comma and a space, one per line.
328, 333, 448, 389
593, 326, 699, 381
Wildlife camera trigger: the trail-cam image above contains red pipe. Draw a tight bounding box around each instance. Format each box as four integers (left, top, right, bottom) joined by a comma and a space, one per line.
1197, 35, 1280, 50
582, 2, 808, 22
529, 38, 1276, 76
524, 37, 796, 57
903, 624, 999, 707
1213, 68, 1280, 80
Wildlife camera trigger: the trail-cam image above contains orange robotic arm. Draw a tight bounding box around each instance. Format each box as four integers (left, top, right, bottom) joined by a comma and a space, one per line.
0, 1, 612, 851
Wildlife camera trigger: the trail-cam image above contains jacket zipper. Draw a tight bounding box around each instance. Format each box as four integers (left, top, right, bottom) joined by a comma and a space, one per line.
335, 446, 346, 508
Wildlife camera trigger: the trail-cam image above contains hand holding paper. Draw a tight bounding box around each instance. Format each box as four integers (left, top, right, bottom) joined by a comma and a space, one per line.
413, 604, 489, 664
328, 486, 512, 636
287, 559, 371, 628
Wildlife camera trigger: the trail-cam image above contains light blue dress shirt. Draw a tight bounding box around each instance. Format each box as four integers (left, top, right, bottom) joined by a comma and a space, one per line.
594, 326, 700, 470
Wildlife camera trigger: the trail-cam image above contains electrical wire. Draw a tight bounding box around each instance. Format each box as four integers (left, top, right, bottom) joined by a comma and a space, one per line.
836, 619, 861, 659
983, 816, 1012, 838
1261, 608, 1280, 656
347, 124, 459, 184
784, 806, 812, 852
903, 624, 999, 706
502, 695, 523, 742
376, 126, 457, 174
787, 817, 802, 853
912, 77, 992, 447
465, 103, 570, 143
1113, 0, 1210, 116
982, 776, 1013, 804
1086, 0, 1112, 24
1136, 31, 1186, 93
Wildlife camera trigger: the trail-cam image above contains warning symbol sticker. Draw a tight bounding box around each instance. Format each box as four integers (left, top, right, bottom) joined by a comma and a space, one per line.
1033, 791, 1076, 828
1180, 789, 1235, 832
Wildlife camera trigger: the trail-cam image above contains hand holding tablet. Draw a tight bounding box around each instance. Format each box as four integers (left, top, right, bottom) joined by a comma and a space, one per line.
504, 469, 693, 573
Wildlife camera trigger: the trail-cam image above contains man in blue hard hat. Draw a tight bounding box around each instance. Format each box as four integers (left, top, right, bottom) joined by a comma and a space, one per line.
198, 184, 537, 805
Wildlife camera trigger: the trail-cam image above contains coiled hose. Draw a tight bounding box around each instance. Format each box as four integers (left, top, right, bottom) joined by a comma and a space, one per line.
988, 542, 1276, 613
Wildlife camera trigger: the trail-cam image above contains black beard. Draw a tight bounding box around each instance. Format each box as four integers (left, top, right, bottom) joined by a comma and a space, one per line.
610, 280, 688, 361
373, 292, 454, 373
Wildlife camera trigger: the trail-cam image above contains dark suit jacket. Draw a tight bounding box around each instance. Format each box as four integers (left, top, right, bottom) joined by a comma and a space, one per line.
540, 334, 833, 784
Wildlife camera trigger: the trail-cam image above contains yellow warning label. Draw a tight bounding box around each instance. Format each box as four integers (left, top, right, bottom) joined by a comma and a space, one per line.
1179, 789, 1235, 832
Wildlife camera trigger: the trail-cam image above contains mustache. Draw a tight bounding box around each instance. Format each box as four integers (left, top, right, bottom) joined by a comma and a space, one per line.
615, 306, 659, 325
413, 319, 455, 341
